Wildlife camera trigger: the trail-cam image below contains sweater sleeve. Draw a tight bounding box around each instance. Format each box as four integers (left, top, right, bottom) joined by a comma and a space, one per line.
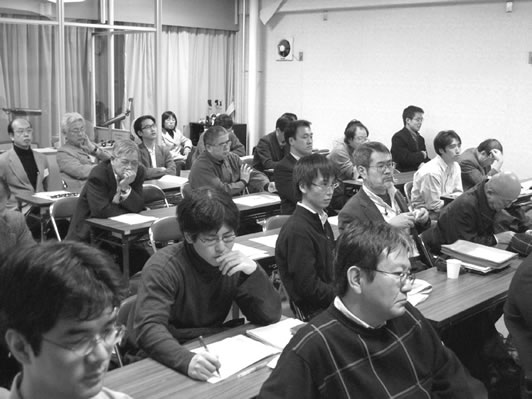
56, 149, 96, 180
234, 265, 282, 325
189, 156, 245, 196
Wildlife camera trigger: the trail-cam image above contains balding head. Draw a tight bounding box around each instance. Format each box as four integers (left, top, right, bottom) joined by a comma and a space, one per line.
485, 171, 521, 211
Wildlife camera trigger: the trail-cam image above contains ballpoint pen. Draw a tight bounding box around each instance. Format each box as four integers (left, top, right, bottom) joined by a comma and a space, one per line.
198, 335, 221, 378
236, 361, 270, 378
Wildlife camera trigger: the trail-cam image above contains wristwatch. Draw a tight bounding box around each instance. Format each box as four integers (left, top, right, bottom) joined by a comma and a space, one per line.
238, 179, 248, 186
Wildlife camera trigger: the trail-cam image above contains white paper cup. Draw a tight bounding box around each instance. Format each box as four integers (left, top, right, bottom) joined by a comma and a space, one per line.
447, 259, 461, 279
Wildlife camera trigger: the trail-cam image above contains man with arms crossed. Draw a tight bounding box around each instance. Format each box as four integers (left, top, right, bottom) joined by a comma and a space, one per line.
259, 222, 486, 398
0, 241, 131, 399
129, 187, 281, 380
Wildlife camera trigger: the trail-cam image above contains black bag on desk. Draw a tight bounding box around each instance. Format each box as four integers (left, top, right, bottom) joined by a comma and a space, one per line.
508, 233, 532, 256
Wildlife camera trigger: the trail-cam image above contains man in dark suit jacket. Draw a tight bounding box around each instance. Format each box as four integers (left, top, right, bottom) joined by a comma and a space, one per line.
252, 113, 295, 172
458, 139, 504, 191
66, 140, 145, 242
273, 119, 314, 215
391, 105, 430, 172
134, 115, 176, 180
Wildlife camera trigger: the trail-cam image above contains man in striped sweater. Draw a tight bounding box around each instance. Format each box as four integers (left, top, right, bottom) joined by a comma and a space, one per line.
259, 221, 486, 398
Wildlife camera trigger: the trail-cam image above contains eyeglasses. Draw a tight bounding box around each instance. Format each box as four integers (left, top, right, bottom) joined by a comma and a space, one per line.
210, 140, 231, 149
42, 325, 126, 357
359, 267, 415, 286
311, 181, 340, 191
198, 233, 236, 246
141, 123, 156, 131
412, 117, 424, 123
368, 161, 396, 173
116, 158, 139, 167
13, 128, 33, 135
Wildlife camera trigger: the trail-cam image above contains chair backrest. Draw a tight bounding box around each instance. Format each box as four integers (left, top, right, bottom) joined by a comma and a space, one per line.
143, 184, 169, 209
403, 181, 414, 204
263, 215, 290, 232
149, 216, 183, 252
181, 181, 192, 199
114, 294, 137, 368
49, 196, 79, 241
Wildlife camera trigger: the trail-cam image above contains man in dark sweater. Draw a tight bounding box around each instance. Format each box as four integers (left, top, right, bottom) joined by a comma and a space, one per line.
276, 154, 336, 321
129, 187, 281, 381
260, 222, 487, 398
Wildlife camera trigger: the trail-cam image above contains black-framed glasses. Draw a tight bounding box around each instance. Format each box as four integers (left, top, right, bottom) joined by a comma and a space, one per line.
41, 325, 126, 357
141, 123, 156, 131
368, 161, 396, 173
358, 267, 415, 286
198, 233, 236, 246
311, 181, 340, 192
210, 139, 231, 149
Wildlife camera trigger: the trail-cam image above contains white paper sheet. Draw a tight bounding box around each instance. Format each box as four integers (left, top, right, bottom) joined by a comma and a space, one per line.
157, 174, 188, 186
249, 234, 279, 248
233, 195, 279, 207
246, 318, 305, 350
232, 243, 268, 260
109, 213, 157, 225
407, 279, 432, 307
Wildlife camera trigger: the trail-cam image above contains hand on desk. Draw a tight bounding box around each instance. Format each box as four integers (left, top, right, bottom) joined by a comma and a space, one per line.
216, 250, 257, 276
188, 352, 221, 381
389, 212, 415, 229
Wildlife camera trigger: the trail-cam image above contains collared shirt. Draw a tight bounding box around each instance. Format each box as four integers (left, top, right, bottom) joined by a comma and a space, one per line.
146, 144, 157, 168
362, 184, 402, 224
411, 155, 462, 212
333, 296, 383, 329
297, 202, 328, 227
290, 151, 301, 161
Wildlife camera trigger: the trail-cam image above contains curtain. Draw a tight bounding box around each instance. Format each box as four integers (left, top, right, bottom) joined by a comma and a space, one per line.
125, 26, 235, 136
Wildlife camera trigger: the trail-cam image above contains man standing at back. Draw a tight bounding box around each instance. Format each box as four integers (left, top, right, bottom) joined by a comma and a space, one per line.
253, 113, 296, 173
273, 120, 314, 214
391, 105, 430, 172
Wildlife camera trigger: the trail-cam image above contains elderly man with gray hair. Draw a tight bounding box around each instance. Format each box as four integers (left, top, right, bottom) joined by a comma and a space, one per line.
66, 139, 145, 242
57, 112, 111, 190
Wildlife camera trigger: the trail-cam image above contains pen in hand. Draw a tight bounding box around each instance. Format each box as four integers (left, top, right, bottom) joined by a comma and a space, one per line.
198, 335, 221, 378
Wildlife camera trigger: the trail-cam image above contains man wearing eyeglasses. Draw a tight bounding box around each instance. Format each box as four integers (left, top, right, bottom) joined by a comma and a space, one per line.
0, 241, 132, 399
0, 118, 50, 213
391, 105, 431, 172
66, 139, 145, 242
189, 125, 269, 196
57, 112, 111, 191
259, 222, 486, 398
276, 154, 336, 321
129, 187, 280, 381
133, 115, 176, 180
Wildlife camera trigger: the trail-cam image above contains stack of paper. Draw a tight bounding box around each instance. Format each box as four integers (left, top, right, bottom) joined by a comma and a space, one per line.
246, 318, 305, 351
441, 240, 517, 271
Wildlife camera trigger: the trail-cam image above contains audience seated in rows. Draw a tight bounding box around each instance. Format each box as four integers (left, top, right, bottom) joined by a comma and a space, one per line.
0, 177, 34, 255
273, 120, 314, 215
160, 110, 192, 174
252, 112, 296, 173
0, 118, 49, 213
66, 140, 145, 242
0, 241, 131, 399
133, 115, 176, 180
459, 138, 504, 191
391, 105, 430, 172
193, 113, 245, 162
276, 154, 336, 321
128, 187, 281, 381
411, 130, 463, 218
188, 125, 269, 196
57, 112, 111, 190
259, 222, 486, 398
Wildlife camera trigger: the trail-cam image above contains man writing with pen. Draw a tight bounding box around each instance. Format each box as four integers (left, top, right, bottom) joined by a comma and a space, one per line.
128, 187, 281, 380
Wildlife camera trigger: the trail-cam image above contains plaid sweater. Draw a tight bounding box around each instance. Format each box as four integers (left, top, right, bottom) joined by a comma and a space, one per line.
259, 303, 487, 399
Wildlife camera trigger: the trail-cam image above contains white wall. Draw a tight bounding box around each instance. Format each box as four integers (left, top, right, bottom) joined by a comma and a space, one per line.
259, 1, 532, 178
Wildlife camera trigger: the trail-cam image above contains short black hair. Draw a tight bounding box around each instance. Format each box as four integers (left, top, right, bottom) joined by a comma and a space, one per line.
343, 119, 369, 144
204, 125, 227, 146
214, 114, 234, 130
353, 141, 390, 168
7, 118, 32, 136
284, 120, 311, 145
402, 105, 424, 126
433, 130, 461, 156
161, 111, 177, 131
0, 241, 123, 355
293, 154, 335, 200
275, 116, 294, 132
133, 115, 156, 138
477, 138, 503, 154
177, 187, 239, 241
334, 221, 412, 296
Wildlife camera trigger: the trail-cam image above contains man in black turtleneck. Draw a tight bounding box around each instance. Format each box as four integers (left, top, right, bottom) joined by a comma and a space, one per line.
0, 118, 49, 213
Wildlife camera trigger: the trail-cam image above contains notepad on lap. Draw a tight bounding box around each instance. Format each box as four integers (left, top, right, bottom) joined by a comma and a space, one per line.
246, 318, 306, 351
191, 335, 280, 383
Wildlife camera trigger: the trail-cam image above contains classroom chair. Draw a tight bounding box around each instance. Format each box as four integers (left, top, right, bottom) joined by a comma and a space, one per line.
114, 294, 137, 368
49, 196, 79, 241
404, 180, 414, 204
262, 214, 290, 232
148, 216, 183, 252
142, 184, 169, 209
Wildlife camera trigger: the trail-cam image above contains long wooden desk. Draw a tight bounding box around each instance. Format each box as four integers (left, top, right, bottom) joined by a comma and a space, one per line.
104, 324, 273, 399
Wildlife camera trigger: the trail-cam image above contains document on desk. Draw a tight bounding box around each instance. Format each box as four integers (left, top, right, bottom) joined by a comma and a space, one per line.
232, 243, 268, 260
109, 214, 157, 225
191, 335, 280, 383
250, 234, 279, 248
233, 195, 279, 207
246, 318, 305, 350
407, 279, 432, 306
441, 240, 517, 269
33, 191, 79, 200
157, 174, 188, 186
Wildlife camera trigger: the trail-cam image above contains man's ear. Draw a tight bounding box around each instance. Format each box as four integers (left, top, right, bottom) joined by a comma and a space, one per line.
346, 266, 363, 294
357, 165, 368, 180
184, 232, 194, 244
299, 183, 309, 195
5, 329, 33, 365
